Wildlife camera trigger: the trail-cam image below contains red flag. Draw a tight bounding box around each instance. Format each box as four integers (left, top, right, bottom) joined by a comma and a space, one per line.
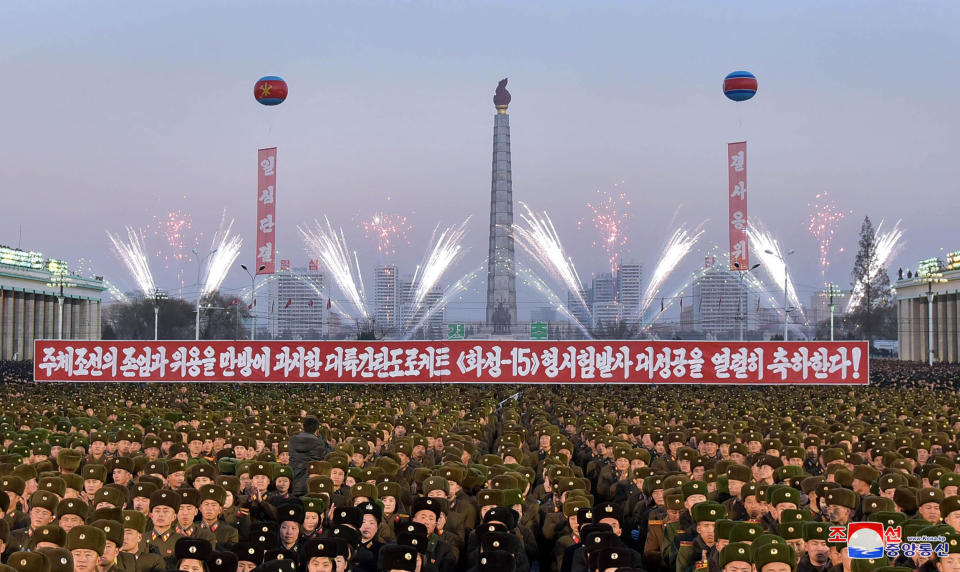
308, 300, 314, 307
327, 299, 332, 309
227, 299, 238, 307
284, 298, 292, 309
248, 299, 257, 310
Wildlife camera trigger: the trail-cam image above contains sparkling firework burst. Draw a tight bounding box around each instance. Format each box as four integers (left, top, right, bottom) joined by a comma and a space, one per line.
300, 217, 370, 322
515, 203, 591, 322
403, 265, 481, 339
747, 218, 807, 323
147, 209, 200, 294
362, 211, 413, 257
201, 213, 243, 298
637, 224, 706, 322
580, 183, 631, 272
148, 209, 198, 265
807, 192, 851, 282
846, 219, 904, 313
107, 227, 157, 298
402, 218, 471, 333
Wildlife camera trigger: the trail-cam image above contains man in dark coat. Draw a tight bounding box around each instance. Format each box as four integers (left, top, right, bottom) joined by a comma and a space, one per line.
289, 416, 332, 497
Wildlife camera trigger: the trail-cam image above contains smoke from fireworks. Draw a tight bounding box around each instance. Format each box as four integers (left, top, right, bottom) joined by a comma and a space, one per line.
846, 219, 904, 313
747, 218, 806, 323
107, 227, 157, 298
300, 217, 369, 321
201, 213, 243, 298
362, 211, 413, 257
807, 192, 851, 282
637, 224, 706, 322
580, 183, 631, 272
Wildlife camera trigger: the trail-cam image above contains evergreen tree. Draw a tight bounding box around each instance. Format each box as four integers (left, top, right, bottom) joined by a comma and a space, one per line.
850, 216, 893, 344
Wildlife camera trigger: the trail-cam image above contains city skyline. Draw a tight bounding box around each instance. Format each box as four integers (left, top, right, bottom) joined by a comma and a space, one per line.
2, 2, 958, 324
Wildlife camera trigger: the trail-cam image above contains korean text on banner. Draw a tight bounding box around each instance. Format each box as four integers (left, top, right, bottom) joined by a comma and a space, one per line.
728, 142, 748, 270
256, 148, 277, 275
35, 340, 869, 384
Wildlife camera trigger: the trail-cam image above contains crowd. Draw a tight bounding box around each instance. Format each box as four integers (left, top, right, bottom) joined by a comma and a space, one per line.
0, 362, 32, 383
0, 370, 956, 572
866, 360, 960, 389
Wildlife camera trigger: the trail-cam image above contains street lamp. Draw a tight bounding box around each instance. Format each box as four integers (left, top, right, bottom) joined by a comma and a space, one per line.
241, 264, 266, 340
45, 261, 74, 340
921, 271, 947, 366
764, 248, 795, 341
821, 284, 843, 341
192, 247, 218, 340
733, 262, 760, 342
150, 288, 168, 341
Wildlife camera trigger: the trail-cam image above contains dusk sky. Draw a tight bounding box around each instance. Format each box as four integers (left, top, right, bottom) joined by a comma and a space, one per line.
2, 1, 958, 321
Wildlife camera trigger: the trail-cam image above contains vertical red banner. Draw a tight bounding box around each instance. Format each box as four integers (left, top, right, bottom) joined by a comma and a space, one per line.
256, 148, 277, 275
728, 142, 749, 270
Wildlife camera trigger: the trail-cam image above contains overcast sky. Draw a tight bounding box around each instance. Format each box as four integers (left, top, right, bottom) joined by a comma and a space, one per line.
2, 1, 958, 321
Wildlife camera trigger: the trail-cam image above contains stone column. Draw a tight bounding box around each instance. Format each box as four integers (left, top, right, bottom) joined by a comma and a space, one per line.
0, 288, 9, 360
485, 80, 518, 328
24, 293, 35, 360
13, 291, 24, 360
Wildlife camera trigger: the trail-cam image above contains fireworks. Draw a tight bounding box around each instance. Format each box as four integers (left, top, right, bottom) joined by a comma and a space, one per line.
402, 218, 471, 333
362, 211, 413, 257
148, 209, 198, 265
807, 192, 850, 282
200, 213, 243, 298
300, 217, 370, 322
637, 224, 706, 322
403, 265, 481, 339
147, 209, 200, 294
514, 203, 590, 321
847, 219, 904, 313
580, 183, 631, 272
107, 227, 157, 298
747, 218, 807, 323
74, 257, 128, 302
517, 263, 592, 336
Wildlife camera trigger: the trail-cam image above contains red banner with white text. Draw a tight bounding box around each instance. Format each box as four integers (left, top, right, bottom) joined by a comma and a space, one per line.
35, 340, 869, 384
256, 148, 277, 275
728, 141, 749, 271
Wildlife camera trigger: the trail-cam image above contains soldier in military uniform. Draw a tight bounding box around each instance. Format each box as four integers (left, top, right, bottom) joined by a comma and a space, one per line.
117, 511, 164, 572
2, 476, 29, 531
174, 489, 216, 546
89, 518, 125, 572
198, 484, 239, 549
173, 537, 213, 572
8, 491, 59, 553
357, 501, 385, 568
66, 525, 107, 572
145, 490, 183, 568
410, 498, 456, 572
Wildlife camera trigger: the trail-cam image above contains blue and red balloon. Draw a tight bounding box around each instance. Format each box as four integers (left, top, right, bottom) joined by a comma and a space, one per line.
254, 76, 288, 106
723, 71, 757, 102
